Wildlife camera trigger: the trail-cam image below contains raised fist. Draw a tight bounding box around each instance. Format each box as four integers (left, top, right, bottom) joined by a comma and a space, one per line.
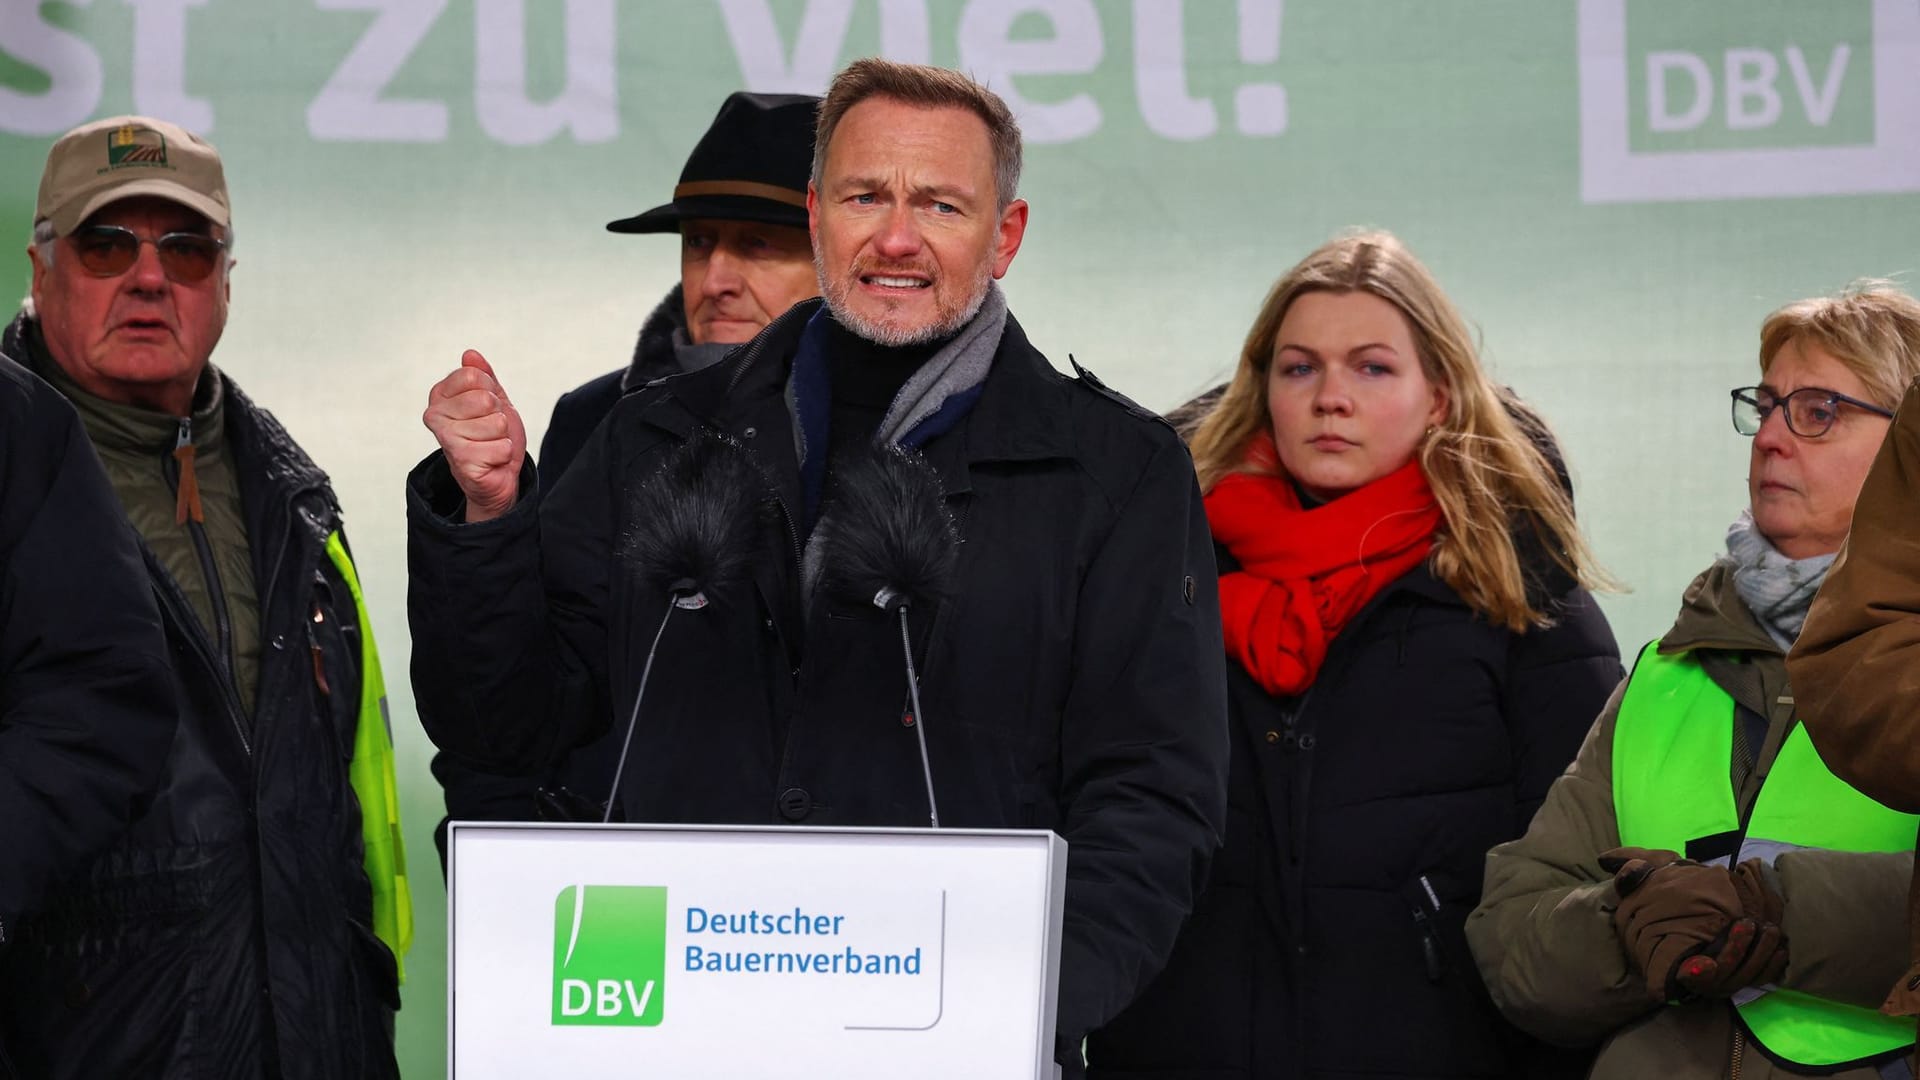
422, 349, 527, 523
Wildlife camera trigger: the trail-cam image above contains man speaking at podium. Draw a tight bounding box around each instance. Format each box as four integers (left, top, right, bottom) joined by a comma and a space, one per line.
408, 59, 1228, 1075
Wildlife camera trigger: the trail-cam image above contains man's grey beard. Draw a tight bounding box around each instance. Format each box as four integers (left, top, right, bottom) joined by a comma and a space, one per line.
815, 250, 992, 347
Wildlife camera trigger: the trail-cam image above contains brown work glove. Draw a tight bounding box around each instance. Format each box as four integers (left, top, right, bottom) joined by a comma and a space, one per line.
1730, 857, 1785, 926
1670, 858, 1790, 998
1599, 846, 1742, 1002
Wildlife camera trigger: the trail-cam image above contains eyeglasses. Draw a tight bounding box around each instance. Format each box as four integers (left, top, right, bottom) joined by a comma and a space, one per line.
1730, 385, 1894, 439
69, 224, 226, 284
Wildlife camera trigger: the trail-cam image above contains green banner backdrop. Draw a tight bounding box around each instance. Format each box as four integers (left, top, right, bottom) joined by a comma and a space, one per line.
5, 2, 1919, 1075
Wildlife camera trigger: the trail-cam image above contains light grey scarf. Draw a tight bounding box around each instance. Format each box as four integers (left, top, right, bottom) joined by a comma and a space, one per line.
1720, 508, 1836, 650
874, 282, 1007, 447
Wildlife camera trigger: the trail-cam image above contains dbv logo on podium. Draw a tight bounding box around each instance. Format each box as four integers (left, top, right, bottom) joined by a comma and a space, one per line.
1577, 0, 1920, 202
551, 885, 667, 1026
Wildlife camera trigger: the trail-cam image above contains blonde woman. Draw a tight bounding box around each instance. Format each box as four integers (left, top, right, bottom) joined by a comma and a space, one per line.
1472, 284, 1920, 1080
1088, 231, 1620, 1079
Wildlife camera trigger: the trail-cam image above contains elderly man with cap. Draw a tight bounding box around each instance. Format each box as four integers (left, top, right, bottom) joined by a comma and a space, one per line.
0, 116, 409, 1079
430, 91, 820, 854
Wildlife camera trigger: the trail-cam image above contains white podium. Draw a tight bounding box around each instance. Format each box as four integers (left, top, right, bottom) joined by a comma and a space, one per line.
447, 822, 1069, 1079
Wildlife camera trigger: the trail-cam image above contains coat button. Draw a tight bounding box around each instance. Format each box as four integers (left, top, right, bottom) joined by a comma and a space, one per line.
1297, 734, 1317, 750
777, 787, 812, 821
271, 634, 285, 651
743, 426, 758, 439
1265, 731, 1280, 744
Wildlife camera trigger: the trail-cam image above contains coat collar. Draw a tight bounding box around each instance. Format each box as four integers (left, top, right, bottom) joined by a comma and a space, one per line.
621, 283, 690, 391
629, 298, 1077, 493
4, 310, 333, 517
1660, 560, 1781, 659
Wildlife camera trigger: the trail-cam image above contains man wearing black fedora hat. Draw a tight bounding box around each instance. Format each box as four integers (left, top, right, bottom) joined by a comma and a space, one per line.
548, 89, 821, 482
427, 91, 821, 866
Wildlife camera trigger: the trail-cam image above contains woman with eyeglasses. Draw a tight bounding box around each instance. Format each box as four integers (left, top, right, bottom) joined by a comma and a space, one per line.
1469, 282, 1920, 1080
1086, 231, 1621, 1080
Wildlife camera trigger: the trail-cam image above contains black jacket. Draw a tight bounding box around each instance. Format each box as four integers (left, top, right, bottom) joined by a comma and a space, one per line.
1087, 552, 1621, 1080
0, 354, 176, 944
408, 298, 1231, 1068
430, 285, 686, 866
0, 316, 399, 1080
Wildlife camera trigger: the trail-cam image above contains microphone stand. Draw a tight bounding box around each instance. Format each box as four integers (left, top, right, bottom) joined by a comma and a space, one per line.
883, 590, 939, 829
603, 582, 704, 824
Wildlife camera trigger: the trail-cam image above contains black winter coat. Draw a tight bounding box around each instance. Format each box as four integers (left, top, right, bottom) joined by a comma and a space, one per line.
409, 299, 1230, 1068
429, 286, 686, 866
0, 319, 399, 1080
0, 355, 176, 947
1088, 553, 1621, 1080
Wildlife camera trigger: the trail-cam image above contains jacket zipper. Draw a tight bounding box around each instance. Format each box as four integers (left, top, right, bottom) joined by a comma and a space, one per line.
148, 555, 253, 758
160, 421, 252, 757
166, 418, 236, 682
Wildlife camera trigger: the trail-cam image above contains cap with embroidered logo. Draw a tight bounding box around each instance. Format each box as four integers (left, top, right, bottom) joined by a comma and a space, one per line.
35, 115, 230, 238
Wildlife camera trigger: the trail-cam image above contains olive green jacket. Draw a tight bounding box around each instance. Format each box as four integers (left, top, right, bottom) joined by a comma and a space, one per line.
1467, 563, 1912, 1080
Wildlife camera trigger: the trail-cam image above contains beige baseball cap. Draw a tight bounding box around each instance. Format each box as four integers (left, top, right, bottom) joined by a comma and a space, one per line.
35, 115, 230, 237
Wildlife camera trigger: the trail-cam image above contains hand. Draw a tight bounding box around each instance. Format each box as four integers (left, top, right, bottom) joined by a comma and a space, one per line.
1730, 857, 1785, 926
1673, 858, 1790, 997
1596, 845, 1684, 888
1599, 846, 1743, 1002
1673, 917, 1788, 997
423, 350, 527, 523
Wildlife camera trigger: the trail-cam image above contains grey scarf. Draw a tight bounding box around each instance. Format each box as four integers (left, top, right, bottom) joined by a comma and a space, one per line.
874, 282, 1007, 447
1720, 508, 1835, 650
670, 331, 734, 376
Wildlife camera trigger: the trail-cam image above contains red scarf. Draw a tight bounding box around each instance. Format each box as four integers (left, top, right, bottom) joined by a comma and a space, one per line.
1205, 432, 1443, 696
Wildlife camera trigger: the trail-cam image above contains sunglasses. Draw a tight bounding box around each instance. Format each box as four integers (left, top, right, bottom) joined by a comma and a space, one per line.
69, 224, 226, 284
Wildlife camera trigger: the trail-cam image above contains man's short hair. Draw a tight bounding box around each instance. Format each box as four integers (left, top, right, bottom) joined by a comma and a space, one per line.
812, 59, 1023, 212
31, 218, 56, 268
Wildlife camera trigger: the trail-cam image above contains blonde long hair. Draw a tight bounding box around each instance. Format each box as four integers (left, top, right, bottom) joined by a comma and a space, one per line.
1189, 230, 1608, 631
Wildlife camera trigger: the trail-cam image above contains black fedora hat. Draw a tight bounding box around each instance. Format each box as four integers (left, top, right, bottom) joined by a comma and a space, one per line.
606, 91, 819, 235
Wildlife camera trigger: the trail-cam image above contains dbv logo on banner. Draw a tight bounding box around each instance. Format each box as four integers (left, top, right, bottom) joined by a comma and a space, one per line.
551, 885, 667, 1026
1577, 0, 1920, 202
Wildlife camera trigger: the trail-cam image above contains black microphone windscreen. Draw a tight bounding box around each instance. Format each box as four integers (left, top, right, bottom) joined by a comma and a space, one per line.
620, 430, 769, 599
809, 443, 959, 611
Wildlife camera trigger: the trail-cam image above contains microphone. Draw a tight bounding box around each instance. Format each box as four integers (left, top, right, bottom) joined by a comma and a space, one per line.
600, 430, 768, 823
809, 443, 960, 827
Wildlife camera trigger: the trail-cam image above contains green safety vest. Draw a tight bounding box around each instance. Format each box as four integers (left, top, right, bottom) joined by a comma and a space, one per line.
1613, 640, 1917, 1070
324, 532, 413, 983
